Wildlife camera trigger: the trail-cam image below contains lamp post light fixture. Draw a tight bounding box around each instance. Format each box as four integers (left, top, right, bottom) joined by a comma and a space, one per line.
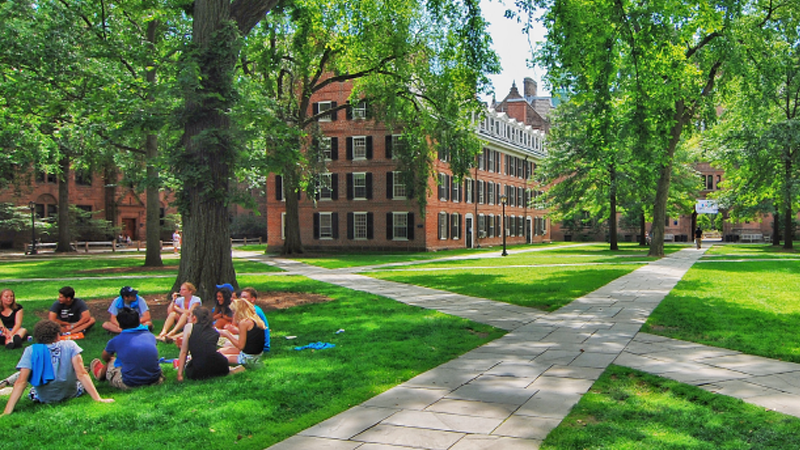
500, 195, 508, 256
28, 201, 37, 255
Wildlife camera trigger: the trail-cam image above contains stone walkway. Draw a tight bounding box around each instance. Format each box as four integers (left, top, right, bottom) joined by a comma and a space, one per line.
262, 249, 704, 450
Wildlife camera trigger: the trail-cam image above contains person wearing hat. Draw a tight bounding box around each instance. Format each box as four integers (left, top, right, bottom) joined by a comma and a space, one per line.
102, 287, 152, 334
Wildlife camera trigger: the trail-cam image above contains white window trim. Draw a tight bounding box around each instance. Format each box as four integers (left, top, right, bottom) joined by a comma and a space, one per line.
352, 136, 367, 160
353, 172, 367, 200
319, 212, 333, 239
318, 101, 333, 122
353, 211, 368, 240
392, 212, 409, 241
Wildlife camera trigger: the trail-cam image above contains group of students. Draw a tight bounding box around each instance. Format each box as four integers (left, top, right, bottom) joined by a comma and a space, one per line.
0, 283, 270, 415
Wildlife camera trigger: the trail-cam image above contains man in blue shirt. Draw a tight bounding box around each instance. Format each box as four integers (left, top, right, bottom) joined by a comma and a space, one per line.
102, 286, 152, 334
91, 308, 163, 389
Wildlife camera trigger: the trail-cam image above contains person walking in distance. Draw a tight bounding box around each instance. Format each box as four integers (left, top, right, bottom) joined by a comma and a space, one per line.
695, 226, 703, 249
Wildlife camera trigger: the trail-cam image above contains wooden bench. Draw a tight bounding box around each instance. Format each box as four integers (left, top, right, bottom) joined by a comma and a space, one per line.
664, 234, 675, 242
739, 233, 763, 243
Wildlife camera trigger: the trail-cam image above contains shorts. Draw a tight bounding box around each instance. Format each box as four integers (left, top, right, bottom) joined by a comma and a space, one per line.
29, 381, 84, 402
237, 352, 260, 366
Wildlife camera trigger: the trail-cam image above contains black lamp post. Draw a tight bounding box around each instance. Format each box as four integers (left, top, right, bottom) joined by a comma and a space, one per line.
28, 201, 37, 255
500, 195, 508, 256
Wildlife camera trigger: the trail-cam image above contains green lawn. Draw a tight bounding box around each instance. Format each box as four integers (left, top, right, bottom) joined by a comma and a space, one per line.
703, 243, 800, 259
368, 264, 642, 311
643, 258, 800, 363
0, 256, 282, 280
543, 365, 800, 449
0, 275, 503, 449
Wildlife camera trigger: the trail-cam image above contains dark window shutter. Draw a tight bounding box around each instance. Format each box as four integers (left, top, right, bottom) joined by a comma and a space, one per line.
346, 173, 353, 200
315, 176, 321, 201
385, 135, 393, 159
407, 213, 414, 240
451, 214, 458, 238
366, 173, 373, 199
330, 101, 338, 121
451, 176, 456, 201
346, 137, 353, 160
472, 180, 477, 203
331, 174, 339, 200
297, 189, 301, 200
312, 103, 319, 116
438, 214, 444, 239
438, 174, 444, 200
346, 104, 352, 120
331, 138, 339, 160
386, 212, 393, 240
276, 175, 284, 201
313, 213, 320, 239
367, 212, 374, 239
387, 172, 394, 199
347, 213, 354, 240
332, 213, 339, 238
366, 136, 373, 159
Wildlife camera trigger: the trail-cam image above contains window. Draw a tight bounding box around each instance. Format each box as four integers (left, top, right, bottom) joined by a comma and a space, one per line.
392, 212, 409, 240
478, 181, 484, 204
387, 135, 404, 159
706, 175, 714, 190
451, 213, 460, 239
320, 138, 333, 160
488, 215, 495, 238
317, 101, 334, 122
353, 212, 368, 239
352, 136, 367, 159
465, 179, 473, 203
36, 169, 56, 184
438, 212, 448, 240
487, 181, 494, 205
319, 213, 333, 239
478, 214, 486, 238
353, 172, 367, 199
487, 150, 494, 172
318, 173, 333, 200
392, 172, 406, 199
281, 213, 286, 240
75, 168, 92, 186
352, 100, 367, 120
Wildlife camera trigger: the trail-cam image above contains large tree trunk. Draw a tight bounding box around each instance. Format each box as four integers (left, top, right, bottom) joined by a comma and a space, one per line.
282, 168, 304, 254
649, 103, 686, 257
174, 0, 238, 302
639, 211, 647, 246
56, 154, 74, 252
144, 20, 163, 268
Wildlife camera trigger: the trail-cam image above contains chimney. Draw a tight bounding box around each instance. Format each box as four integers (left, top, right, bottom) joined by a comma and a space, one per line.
523, 77, 537, 97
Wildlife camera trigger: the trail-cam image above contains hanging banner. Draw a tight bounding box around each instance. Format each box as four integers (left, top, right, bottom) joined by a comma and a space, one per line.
696, 199, 719, 214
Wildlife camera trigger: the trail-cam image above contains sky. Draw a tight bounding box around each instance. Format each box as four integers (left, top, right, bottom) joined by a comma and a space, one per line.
479, 0, 549, 103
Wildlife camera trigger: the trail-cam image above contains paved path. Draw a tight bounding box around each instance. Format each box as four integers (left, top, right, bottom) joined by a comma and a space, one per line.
264, 247, 800, 449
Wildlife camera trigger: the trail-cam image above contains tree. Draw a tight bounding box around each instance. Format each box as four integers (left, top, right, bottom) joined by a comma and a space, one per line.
709, 4, 800, 249
239, 0, 498, 254
531, 0, 745, 256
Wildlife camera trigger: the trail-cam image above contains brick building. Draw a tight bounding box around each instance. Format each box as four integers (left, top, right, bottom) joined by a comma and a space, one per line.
266, 79, 552, 252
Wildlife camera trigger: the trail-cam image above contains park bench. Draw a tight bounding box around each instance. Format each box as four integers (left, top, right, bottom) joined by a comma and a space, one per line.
664, 234, 675, 242
739, 233, 763, 243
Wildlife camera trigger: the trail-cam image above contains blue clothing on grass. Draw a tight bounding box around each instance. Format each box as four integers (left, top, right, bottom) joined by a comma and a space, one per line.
105, 327, 161, 387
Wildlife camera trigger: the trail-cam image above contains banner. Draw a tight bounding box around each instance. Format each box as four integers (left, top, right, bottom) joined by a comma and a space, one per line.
696, 199, 718, 214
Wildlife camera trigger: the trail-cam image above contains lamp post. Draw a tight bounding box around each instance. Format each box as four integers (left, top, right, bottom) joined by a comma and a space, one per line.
28, 201, 37, 255
500, 195, 508, 256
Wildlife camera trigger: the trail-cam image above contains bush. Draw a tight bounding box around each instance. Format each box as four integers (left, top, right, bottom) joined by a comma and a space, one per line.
230, 214, 267, 239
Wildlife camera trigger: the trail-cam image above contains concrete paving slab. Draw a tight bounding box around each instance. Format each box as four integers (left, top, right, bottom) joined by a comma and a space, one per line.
492, 415, 562, 440
745, 393, 800, 417
747, 372, 800, 395
404, 368, 482, 390
300, 406, 398, 439
527, 376, 595, 395
569, 351, 619, 368
701, 354, 800, 376
543, 365, 604, 380
447, 376, 537, 405
361, 386, 450, 410
425, 398, 519, 420
484, 362, 551, 379
356, 444, 421, 450
382, 410, 503, 434
266, 435, 361, 450
531, 349, 581, 366
449, 435, 542, 450
700, 380, 783, 399
352, 424, 464, 450
515, 391, 584, 418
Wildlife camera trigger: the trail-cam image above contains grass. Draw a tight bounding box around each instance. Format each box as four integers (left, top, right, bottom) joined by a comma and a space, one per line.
642, 257, 800, 363
703, 243, 800, 259
0, 275, 503, 449
0, 256, 282, 280
293, 242, 572, 269
543, 365, 800, 449
368, 264, 642, 311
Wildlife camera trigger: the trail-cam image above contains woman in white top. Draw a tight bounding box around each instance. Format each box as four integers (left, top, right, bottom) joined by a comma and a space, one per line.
156, 282, 201, 342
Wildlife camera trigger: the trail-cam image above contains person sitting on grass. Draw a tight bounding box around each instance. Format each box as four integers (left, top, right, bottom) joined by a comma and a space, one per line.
102, 286, 153, 334
1, 289, 27, 350
156, 282, 201, 343
90, 307, 163, 390
176, 307, 243, 382
219, 299, 266, 366
211, 288, 233, 330
1, 320, 113, 415
239, 287, 270, 353
48, 286, 95, 336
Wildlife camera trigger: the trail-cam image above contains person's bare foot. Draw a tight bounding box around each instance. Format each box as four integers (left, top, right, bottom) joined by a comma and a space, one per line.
230, 365, 246, 374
